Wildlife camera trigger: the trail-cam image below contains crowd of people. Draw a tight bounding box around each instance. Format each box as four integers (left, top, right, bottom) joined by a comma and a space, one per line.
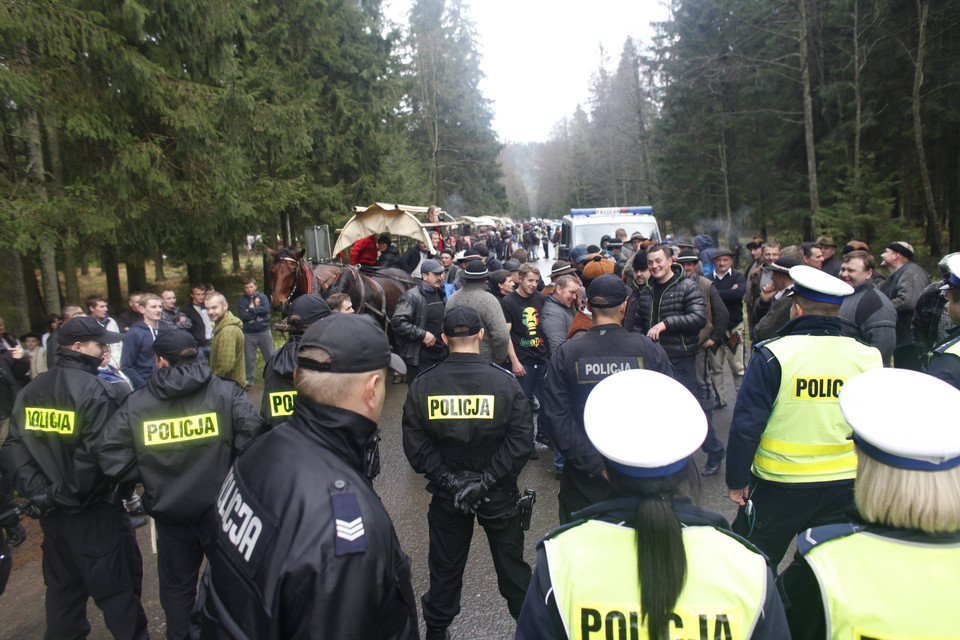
1, 220, 959, 640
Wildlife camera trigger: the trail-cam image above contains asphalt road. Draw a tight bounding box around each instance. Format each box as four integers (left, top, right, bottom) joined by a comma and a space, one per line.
0, 251, 751, 639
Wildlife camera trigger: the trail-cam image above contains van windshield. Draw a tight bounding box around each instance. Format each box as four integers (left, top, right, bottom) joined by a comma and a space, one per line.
572, 221, 660, 248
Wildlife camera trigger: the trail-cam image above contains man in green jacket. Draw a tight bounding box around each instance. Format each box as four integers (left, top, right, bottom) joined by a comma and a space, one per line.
205, 291, 246, 387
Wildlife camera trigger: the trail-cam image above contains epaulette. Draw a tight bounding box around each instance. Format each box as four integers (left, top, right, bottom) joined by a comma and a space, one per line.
752, 336, 780, 351
488, 361, 514, 377
329, 479, 367, 556
417, 361, 443, 378
796, 523, 863, 556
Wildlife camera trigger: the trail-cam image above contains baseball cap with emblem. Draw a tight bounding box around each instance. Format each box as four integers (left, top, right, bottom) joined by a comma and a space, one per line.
298, 313, 405, 374
58, 316, 123, 345
443, 306, 482, 337
586, 274, 630, 308
788, 265, 853, 304
461, 260, 490, 281
152, 328, 198, 359
840, 368, 960, 471
584, 370, 706, 477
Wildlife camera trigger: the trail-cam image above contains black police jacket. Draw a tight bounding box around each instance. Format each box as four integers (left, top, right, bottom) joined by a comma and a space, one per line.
402, 352, 533, 499
260, 334, 300, 428
98, 362, 264, 523
542, 323, 674, 476
1, 349, 130, 513
196, 397, 418, 640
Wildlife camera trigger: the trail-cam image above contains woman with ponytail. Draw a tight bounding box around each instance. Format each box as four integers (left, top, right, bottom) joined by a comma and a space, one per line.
515, 370, 788, 640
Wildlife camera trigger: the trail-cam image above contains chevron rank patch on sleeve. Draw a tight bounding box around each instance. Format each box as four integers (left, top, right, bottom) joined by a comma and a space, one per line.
331, 491, 367, 555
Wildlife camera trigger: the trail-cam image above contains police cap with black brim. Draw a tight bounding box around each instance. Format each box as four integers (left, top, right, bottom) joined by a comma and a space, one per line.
297, 313, 405, 375
587, 274, 630, 308
840, 368, 960, 471
788, 265, 853, 304
584, 370, 707, 477
939, 253, 960, 291
443, 306, 482, 337
58, 316, 123, 345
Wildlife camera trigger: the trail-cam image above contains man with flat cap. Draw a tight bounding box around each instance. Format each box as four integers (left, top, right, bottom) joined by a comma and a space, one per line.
817, 235, 841, 277
542, 274, 674, 523
726, 266, 883, 566
879, 241, 930, 370
260, 294, 331, 427
99, 328, 265, 640
1, 316, 149, 639
393, 258, 449, 380
753, 256, 800, 342
402, 306, 534, 639
196, 313, 417, 639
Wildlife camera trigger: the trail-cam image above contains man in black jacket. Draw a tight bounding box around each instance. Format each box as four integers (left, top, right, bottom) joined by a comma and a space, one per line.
543, 275, 675, 522
375, 235, 400, 269
196, 313, 417, 639
99, 329, 265, 640
181, 283, 214, 361
260, 294, 331, 427
403, 306, 533, 639
391, 259, 448, 379
1, 316, 148, 639
709, 247, 747, 410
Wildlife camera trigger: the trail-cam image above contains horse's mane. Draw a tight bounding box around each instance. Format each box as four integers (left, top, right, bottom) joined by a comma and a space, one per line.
273, 247, 303, 262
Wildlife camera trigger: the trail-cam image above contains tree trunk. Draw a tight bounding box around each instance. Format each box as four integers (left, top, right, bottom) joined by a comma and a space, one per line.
231, 240, 241, 273
62, 241, 80, 305
21, 254, 48, 330
154, 250, 166, 281
912, 0, 941, 255
187, 264, 202, 285
9, 252, 30, 333
719, 128, 734, 239
262, 250, 273, 296
79, 247, 89, 276
798, 0, 820, 239
102, 247, 123, 311
21, 107, 61, 316
125, 251, 148, 292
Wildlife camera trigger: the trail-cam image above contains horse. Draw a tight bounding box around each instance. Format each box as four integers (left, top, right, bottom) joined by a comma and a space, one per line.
268, 248, 342, 311
325, 265, 415, 330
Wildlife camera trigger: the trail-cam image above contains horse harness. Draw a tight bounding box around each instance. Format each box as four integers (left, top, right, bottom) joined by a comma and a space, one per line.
335, 266, 389, 329
278, 256, 317, 307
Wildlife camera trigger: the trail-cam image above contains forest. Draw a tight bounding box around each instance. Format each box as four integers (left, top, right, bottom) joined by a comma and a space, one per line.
2, 0, 958, 330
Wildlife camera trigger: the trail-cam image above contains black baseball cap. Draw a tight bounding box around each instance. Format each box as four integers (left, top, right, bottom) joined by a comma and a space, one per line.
298, 313, 405, 374
286, 294, 331, 327
153, 328, 198, 359
58, 316, 123, 345
587, 274, 630, 308
443, 306, 482, 337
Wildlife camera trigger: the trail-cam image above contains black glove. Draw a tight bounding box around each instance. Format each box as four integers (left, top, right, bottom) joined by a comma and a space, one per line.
437, 472, 470, 498
22, 489, 55, 519
453, 471, 496, 515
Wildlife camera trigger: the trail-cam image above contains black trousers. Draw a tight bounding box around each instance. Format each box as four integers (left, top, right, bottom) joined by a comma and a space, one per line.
558, 466, 612, 525
39, 503, 148, 640
731, 478, 854, 568
672, 354, 724, 460
421, 494, 531, 629
156, 508, 218, 640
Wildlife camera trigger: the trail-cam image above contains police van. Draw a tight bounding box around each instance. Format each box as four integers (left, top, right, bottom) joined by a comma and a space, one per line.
556, 206, 660, 260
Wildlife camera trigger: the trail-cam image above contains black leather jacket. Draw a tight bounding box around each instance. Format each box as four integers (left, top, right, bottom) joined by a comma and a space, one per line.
1, 349, 130, 514
98, 362, 264, 522
629, 264, 707, 360
196, 399, 418, 639
391, 284, 443, 366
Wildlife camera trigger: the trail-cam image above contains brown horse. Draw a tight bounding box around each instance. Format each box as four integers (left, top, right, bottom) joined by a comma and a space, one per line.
325, 265, 415, 330
268, 248, 343, 310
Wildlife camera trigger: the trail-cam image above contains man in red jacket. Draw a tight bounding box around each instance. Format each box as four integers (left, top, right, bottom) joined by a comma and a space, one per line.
350, 234, 379, 266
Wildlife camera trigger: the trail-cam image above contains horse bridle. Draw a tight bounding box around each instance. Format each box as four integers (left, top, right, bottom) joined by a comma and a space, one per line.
278, 256, 314, 307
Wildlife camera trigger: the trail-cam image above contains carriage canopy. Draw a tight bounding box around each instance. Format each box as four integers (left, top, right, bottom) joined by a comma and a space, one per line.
333, 203, 439, 255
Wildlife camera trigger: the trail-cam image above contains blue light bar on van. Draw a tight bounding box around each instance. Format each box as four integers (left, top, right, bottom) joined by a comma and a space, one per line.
570, 206, 653, 216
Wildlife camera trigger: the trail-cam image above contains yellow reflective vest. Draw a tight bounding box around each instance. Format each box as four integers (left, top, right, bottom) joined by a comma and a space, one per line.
544, 520, 768, 640
752, 335, 881, 483
802, 526, 960, 639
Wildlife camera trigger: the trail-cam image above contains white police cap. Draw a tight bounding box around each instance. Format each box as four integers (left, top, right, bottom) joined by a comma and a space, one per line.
840, 368, 960, 471
789, 265, 853, 304
939, 253, 960, 291
584, 370, 706, 477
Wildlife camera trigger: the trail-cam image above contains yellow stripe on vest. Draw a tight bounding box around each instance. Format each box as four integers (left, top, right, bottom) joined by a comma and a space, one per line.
143, 413, 219, 445
24, 407, 76, 434
754, 453, 857, 475
759, 436, 854, 455
427, 395, 494, 419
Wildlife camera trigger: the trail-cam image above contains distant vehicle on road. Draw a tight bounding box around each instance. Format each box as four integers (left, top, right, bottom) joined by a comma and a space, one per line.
556, 206, 660, 260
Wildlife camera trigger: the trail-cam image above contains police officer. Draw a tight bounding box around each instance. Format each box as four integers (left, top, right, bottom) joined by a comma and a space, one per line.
541, 274, 674, 523
726, 266, 884, 566
98, 329, 265, 640
925, 253, 960, 389
1, 315, 148, 639
516, 370, 789, 639
402, 306, 534, 640
260, 294, 331, 426
779, 368, 960, 639
196, 313, 417, 639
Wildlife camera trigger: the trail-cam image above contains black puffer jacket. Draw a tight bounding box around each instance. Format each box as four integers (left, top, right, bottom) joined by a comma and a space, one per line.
261, 335, 301, 427
629, 263, 707, 360
1, 349, 130, 514
98, 362, 264, 522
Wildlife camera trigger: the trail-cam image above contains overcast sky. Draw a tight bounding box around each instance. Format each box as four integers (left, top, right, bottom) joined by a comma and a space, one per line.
382, 0, 669, 144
